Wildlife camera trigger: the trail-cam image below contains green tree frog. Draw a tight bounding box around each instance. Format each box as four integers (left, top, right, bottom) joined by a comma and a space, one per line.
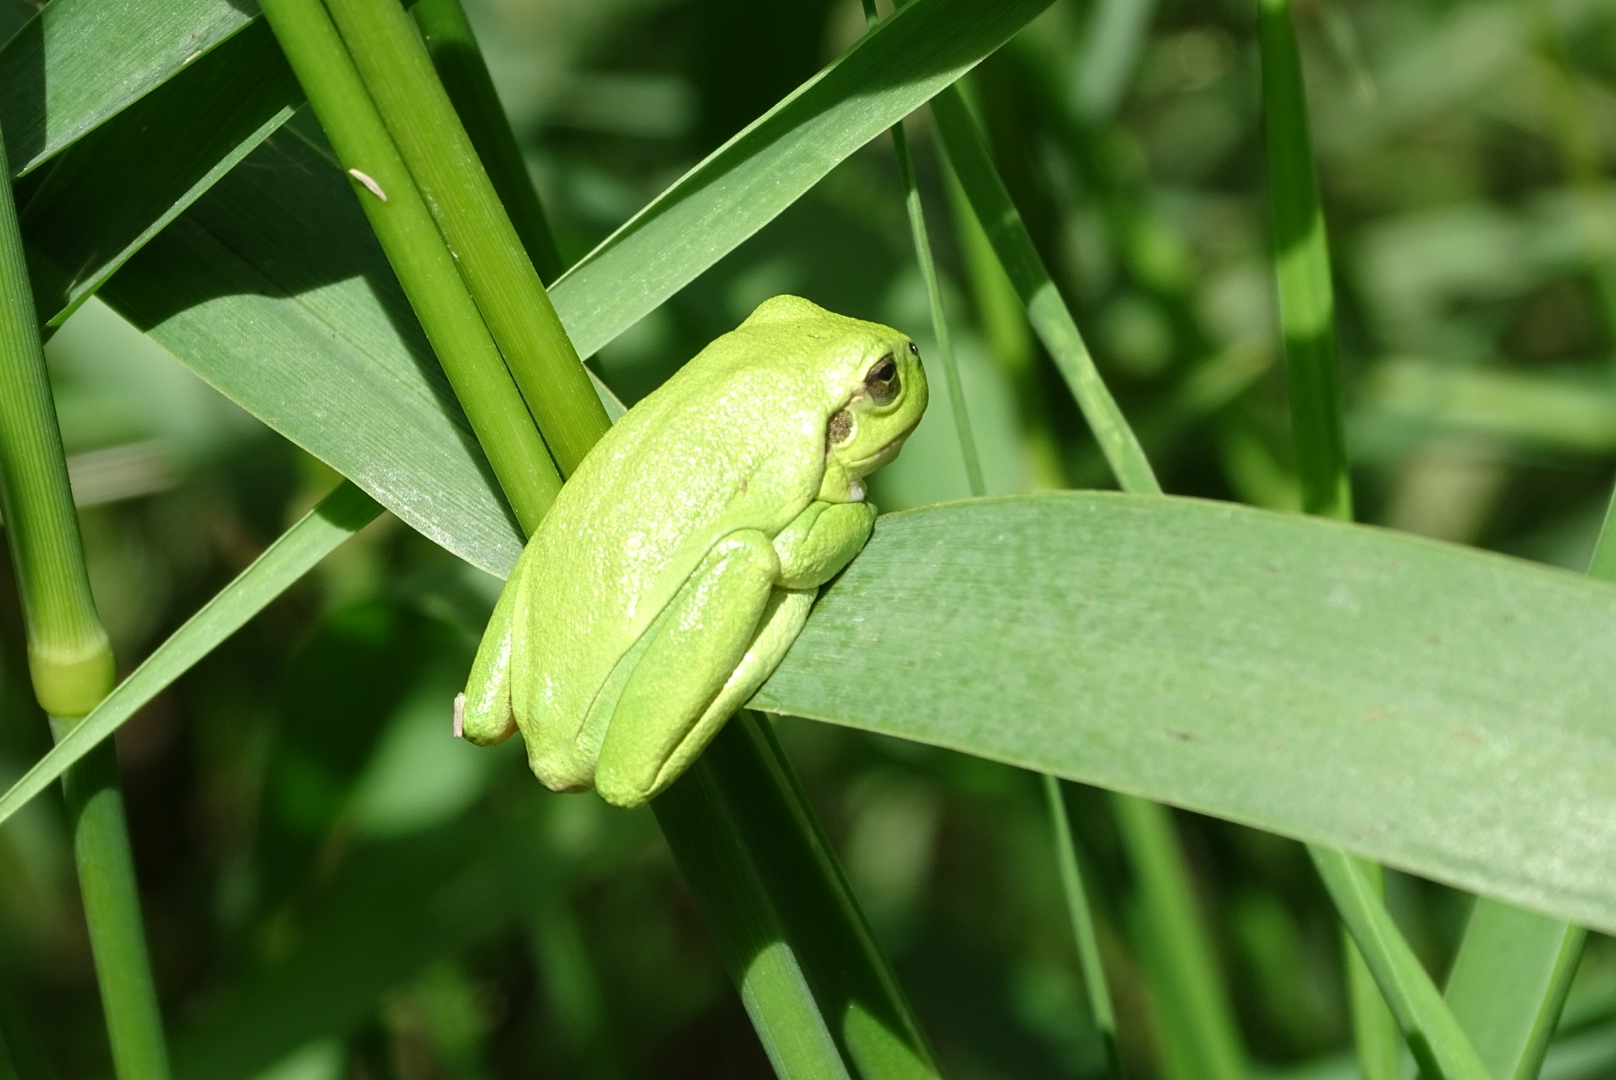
454, 295, 929, 807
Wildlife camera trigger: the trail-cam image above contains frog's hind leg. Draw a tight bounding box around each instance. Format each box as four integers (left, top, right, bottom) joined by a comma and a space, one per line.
594, 531, 781, 807
656, 584, 813, 778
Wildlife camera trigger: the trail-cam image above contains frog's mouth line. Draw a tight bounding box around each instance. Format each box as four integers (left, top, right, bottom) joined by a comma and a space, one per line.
843, 430, 913, 474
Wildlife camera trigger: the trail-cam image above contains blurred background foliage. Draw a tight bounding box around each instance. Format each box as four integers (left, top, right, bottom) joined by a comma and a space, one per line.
6, 0, 1616, 1076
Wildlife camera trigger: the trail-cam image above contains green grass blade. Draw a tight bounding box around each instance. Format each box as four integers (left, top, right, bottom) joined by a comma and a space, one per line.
1309, 850, 1489, 1080
744, 491, 1616, 936
892, 119, 984, 497
1044, 777, 1125, 1079
20, 20, 300, 326
929, 71, 1242, 1077
1442, 899, 1584, 1080
0, 481, 381, 831
1259, 0, 1350, 521
0, 0, 256, 176
656, 713, 938, 1080
1075, 0, 1156, 121
1113, 793, 1244, 1080
549, 0, 1054, 361
929, 85, 1159, 496
1257, 4, 1419, 1070
0, 121, 166, 1080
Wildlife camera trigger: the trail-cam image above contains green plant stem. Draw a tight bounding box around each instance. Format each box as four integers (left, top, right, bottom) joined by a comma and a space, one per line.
1112, 793, 1243, 1080
656, 712, 939, 1080
1258, 0, 1350, 521
1045, 776, 1125, 1079
410, 0, 566, 284
257, 0, 561, 533
324, 0, 608, 475
1310, 850, 1490, 1080
0, 126, 168, 1080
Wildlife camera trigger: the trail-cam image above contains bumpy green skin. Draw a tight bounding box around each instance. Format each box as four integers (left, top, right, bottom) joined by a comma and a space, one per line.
457, 295, 929, 807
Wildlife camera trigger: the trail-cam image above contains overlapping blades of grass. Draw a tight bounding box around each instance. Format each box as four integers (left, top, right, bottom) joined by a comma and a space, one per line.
1258, 1, 1578, 1073
0, 482, 381, 831
81, 0, 1058, 578
0, 0, 260, 176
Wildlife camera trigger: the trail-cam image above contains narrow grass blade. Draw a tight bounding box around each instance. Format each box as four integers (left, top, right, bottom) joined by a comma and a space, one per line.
0, 120, 166, 1080
892, 119, 984, 497
1309, 850, 1490, 1080
745, 491, 1616, 937
1442, 899, 1584, 1080
549, 0, 1054, 361
1259, 0, 1350, 521
929, 85, 1159, 496
0, 0, 257, 176
1045, 777, 1125, 1079
1257, 4, 1421, 1069
1113, 792, 1244, 1080
0, 481, 381, 831
656, 713, 939, 1080
1075, 0, 1157, 121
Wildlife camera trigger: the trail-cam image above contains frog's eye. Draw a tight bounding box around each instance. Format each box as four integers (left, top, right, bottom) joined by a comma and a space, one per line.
907, 342, 919, 356
865, 354, 900, 405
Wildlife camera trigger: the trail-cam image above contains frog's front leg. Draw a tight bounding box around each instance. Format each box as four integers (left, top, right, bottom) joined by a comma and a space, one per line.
773, 498, 878, 589
595, 531, 779, 806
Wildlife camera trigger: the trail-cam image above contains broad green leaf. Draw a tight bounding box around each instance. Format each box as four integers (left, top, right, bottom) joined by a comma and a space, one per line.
102, 131, 530, 577
0, 0, 256, 176
748, 492, 1616, 936
0, 482, 381, 830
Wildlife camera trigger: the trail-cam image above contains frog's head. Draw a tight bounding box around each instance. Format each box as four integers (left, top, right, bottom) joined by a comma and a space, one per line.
742, 295, 929, 490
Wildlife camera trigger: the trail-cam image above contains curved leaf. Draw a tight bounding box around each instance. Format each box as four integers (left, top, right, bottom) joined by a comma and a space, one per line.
749, 492, 1616, 935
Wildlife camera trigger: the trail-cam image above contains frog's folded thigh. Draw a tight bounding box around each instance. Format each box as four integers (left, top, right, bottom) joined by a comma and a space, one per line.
593, 530, 780, 806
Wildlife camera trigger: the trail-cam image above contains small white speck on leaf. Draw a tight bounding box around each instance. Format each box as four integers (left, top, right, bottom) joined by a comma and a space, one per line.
348, 168, 388, 202
452, 692, 465, 737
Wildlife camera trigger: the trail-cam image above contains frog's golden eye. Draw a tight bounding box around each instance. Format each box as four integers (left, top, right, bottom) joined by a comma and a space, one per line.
865, 354, 900, 405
